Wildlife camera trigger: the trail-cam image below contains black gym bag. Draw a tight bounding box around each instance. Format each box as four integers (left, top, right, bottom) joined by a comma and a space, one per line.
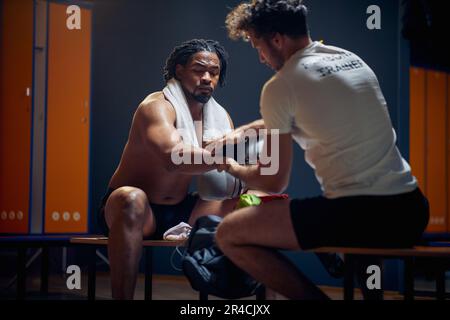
181, 215, 261, 299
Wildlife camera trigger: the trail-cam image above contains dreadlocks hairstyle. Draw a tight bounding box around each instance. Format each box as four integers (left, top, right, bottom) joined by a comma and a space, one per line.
163, 39, 229, 87
226, 0, 309, 41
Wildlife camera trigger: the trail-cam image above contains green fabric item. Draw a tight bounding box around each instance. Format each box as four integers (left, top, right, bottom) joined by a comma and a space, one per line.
236, 194, 262, 209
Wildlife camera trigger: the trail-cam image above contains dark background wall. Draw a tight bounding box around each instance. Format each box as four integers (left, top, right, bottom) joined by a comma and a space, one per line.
89, 0, 409, 290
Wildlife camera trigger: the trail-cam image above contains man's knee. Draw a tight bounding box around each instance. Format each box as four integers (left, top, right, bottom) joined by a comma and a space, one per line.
216, 214, 240, 251
106, 187, 148, 228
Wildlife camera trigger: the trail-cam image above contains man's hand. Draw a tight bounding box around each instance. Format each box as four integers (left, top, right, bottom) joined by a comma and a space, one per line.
205, 128, 246, 157
205, 119, 265, 156
216, 157, 237, 174
216, 132, 293, 194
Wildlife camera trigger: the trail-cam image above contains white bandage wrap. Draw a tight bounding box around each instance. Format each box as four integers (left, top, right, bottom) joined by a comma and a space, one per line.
197, 170, 244, 201
197, 138, 264, 200
245, 137, 265, 165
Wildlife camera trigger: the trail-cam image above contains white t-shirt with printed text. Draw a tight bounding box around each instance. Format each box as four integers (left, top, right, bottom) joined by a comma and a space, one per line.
260, 41, 417, 199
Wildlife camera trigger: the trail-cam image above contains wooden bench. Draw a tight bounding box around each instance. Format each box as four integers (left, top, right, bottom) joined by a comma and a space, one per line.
71, 237, 450, 300
0, 235, 88, 300
2, 235, 449, 300
310, 246, 450, 300
70, 236, 267, 300
70, 237, 185, 300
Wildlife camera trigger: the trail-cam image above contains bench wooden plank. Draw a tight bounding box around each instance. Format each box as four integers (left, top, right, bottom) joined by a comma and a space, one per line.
70, 237, 450, 257
70, 237, 185, 247
310, 246, 450, 258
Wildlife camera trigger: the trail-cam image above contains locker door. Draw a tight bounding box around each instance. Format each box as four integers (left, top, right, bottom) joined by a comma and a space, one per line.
426, 70, 447, 232
448, 73, 450, 233
0, 0, 34, 233
409, 67, 426, 192
44, 3, 91, 233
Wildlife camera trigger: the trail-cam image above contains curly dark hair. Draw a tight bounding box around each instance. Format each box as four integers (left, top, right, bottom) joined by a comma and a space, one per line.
163, 39, 229, 87
226, 0, 309, 41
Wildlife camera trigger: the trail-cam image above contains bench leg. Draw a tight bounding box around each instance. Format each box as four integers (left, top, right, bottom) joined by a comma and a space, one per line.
436, 260, 446, 301
145, 247, 153, 300
403, 257, 414, 301
87, 246, 97, 300
199, 291, 208, 300
256, 285, 266, 300
17, 246, 27, 300
344, 254, 355, 301
40, 246, 49, 294
355, 255, 384, 300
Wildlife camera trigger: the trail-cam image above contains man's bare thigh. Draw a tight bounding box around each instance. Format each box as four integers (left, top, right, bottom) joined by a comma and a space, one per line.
188, 197, 238, 226
189, 190, 270, 226
221, 199, 301, 251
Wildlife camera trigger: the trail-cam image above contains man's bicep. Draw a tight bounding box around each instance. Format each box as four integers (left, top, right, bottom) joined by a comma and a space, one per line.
278, 133, 293, 179
138, 103, 182, 156
145, 121, 183, 155
261, 133, 293, 192
260, 78, 294, 134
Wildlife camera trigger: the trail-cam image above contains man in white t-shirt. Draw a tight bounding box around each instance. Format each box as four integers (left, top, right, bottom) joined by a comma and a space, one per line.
214, 0, 429, 300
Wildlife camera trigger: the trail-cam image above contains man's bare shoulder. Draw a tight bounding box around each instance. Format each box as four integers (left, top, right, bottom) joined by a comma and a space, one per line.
135, 91, 175, 124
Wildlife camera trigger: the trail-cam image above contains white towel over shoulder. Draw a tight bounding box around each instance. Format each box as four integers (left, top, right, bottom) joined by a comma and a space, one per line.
162, 78, 232, 145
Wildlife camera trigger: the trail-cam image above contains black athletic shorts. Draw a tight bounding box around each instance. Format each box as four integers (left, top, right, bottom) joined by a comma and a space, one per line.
97, 188, 198, 240
290, 188, 429, 250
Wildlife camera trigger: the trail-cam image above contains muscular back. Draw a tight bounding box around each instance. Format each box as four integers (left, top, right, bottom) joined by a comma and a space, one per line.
108, 92, 196, 205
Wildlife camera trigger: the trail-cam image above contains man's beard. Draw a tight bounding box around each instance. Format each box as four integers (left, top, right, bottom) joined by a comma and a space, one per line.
181, 83, 212, 104
266, 42, 285, 71
193, 93, 211, 104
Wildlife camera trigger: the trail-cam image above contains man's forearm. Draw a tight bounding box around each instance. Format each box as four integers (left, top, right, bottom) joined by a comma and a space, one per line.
167, 145, 220, 175
229, 162, 280, 194
239, 119, 265, 133
168, 119, 266, 175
